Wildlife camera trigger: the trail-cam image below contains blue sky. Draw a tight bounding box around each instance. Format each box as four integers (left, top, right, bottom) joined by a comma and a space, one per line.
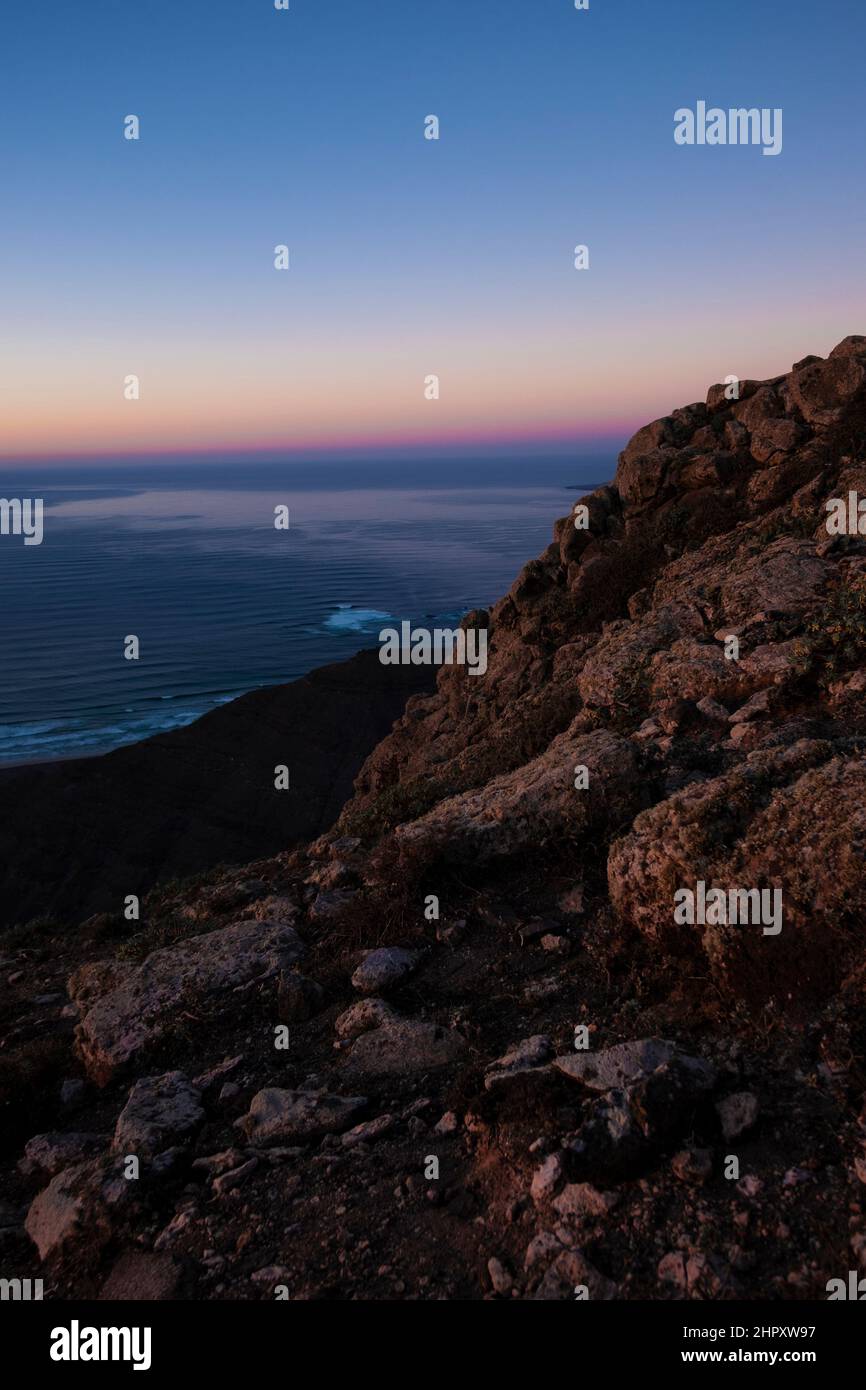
2, 0, 864, 458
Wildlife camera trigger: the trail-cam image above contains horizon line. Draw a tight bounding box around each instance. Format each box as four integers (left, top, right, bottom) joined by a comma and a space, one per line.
0, 424, 637, 468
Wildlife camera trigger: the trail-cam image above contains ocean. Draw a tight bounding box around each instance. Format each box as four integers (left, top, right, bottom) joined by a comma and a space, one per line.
0, 456, 613, 766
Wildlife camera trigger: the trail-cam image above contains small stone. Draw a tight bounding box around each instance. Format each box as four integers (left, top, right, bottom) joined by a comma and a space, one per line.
672, 1147, 713, 1184
341, 1114, 395, 1148
153, 1209, 196, 1251
716, 1091, 759, 1141
540, 934, 569, 953
251, 1265, 291, 1287
696, 696, 729, 722
634, 718, 662, 741
485, 1035, 553, 1091
434, 1111, 460, 1135
334, 997, 399, 1041
351, 947, 419, 994
552, 1183, 619, 1220
25, 1159, 108, 1260
193, 1055, 244, 1093
191, 1148, 247, 1176
524, 1231, 563, 1270
213, 1157, 258, 1195
531, 1152, 565, 1203
516, 919, 556, 945
737, 1175, 763, 1198
487, 1256, 513, 1295
658, 1250, 722, 1297
729, 690, 771, 724
534, 1248, 618, 1300
278, 973, 325, 1022
557, 886, 585, 916
783, 1167, 812, 1188
529, 1136, 553, 1155
308, 889, 358, 922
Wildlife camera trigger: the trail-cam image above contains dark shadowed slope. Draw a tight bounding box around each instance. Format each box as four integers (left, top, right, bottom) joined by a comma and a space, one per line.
0, 650, 434, 926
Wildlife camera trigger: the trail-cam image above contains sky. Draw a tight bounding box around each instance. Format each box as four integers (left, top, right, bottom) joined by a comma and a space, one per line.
2, 0, 865, 462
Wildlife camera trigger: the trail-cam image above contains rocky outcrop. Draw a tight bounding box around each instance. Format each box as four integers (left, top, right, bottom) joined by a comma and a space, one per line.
340, 339, 866, 842
394, 728, 643, 864
608, 742, 866, 1000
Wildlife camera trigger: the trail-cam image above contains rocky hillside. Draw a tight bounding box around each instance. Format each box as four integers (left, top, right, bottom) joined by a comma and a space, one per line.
2, 337, 866, 1300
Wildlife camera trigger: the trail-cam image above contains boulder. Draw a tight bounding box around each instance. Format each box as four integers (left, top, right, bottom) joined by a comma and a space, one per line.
553, 1039, 677, 1091
19, 1132, 103, 1179
790, 348, 866, 426
342, 1018, 465, 1077
25, 1159, 117, 1262
71, 919, 305, 1083
351, 947, 420, 994
238, 1088, 367, 1146
113, 1073, 204, 1159
534, 1247, 619, 1300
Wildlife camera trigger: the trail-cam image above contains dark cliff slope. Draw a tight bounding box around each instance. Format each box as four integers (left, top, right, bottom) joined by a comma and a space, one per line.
0, 650, 434, 926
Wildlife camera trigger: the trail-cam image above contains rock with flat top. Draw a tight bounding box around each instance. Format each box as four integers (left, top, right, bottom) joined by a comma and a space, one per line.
553, 1039, 676, 1091
71, 919, 304, 1084
19, 1132, 103, 1179
237, 1088, 367, 1146
342, 1018, 465, 1077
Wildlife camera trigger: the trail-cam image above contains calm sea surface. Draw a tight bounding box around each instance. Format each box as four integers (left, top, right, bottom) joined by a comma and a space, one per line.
0, 457, 613, 765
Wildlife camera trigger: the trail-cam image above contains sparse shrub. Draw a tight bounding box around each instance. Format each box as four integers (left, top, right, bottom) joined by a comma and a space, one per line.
339, 776, 451, 841
115, 914, 220, 962
793, 573, 866, 683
